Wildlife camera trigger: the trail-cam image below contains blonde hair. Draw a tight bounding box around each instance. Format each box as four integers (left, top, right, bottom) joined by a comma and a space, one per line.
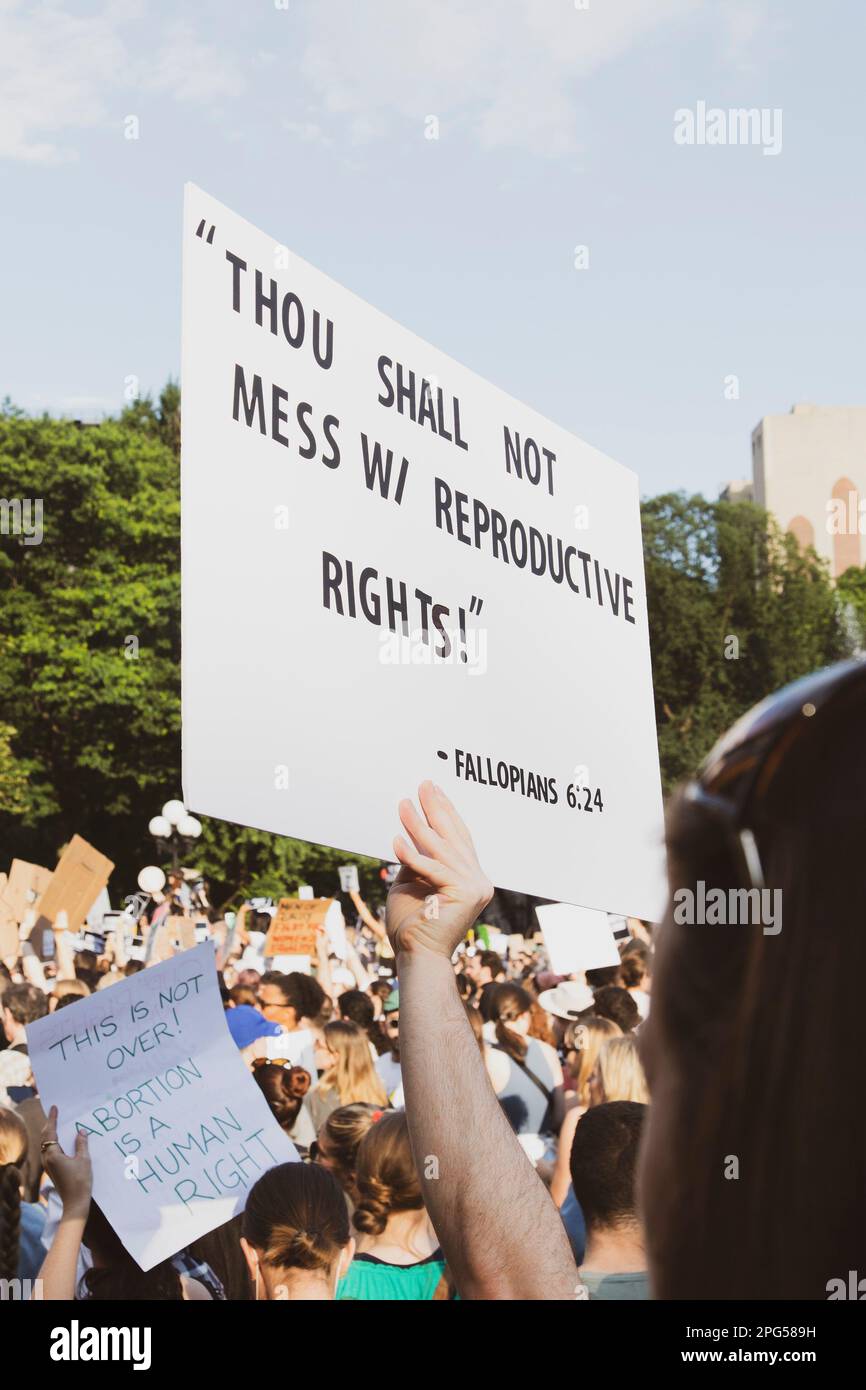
596, 1034, 649, 1104
52, 978, 91, 1002
319, 1021, 388, 1107
0, 1108, 28, 1167
568, 1015, 621, 1105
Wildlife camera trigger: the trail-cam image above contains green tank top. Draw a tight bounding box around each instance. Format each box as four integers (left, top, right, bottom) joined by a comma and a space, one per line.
337, 1249, 450, 1300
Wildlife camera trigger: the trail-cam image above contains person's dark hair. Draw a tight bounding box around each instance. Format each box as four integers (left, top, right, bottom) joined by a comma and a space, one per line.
54, 991, 86, 1012
479, 949, 504, 979
456, 972, 477, 1001
353, 1111, 423, 1236
2, 982, 48, 1028
586, 964, 621, 990
642, 671, 866, 1299
592, 985, 639, 1033
81, 1201, 183, 1299
242, 1162, 349, 1274
619, 946, 650, 991
369, 980, 393, 1003
477, 979, 499, 1022
252, 1064, 311, 1132
488, 982, 532, 1064
263, 973, 307, 1017
339, 988, 373, 1028
74, 949, 100, 989
0, 1109, 28, 1282
124, 959, 145, 977
569, 1101, 646, 1233
317, 1103, 383, 1197
285, 971, 326, 1023
187, 1213, 251, 1301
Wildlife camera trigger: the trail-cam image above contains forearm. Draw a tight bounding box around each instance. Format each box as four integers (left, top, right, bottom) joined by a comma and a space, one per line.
39, 1211, 86, 1300
399, 949, 578, 1300
53, 928, 75, 984
349, 891, 385, 939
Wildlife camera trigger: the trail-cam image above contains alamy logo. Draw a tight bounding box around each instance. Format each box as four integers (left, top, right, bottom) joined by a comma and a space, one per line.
672, 881, 782, 936
827, 1271, 866, 1300
0, 497, 43, 545
49, 1321, 152, 1371
674, 102, 782, 156
0, 1277, 42, 1300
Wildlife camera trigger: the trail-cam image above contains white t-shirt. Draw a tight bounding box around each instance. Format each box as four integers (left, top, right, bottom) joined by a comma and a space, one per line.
263, 1027, 316, 1075
376, 1051, 402, 1099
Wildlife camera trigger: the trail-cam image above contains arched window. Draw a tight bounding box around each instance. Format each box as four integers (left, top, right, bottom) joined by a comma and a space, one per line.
787, 515, 815, 551
831, 477, 861, 577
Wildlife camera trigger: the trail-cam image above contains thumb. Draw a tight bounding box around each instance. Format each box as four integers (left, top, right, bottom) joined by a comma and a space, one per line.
74, 1129, 89, 1158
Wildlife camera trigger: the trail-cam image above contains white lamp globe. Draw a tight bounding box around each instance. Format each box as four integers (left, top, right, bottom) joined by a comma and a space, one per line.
177, 814, 202, 839
138, 865, 167, 894
148, 815, 171, 838
161, 799, 187, 826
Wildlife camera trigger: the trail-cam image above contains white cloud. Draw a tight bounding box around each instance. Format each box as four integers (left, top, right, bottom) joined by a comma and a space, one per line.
299, 0, 705, 157
145, 21, 244, 105
0, 0, 127, 161
0, 0, 244, 163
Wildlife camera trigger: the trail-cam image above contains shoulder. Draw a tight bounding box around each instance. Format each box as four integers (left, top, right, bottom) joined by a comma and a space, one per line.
528, 1037, 562, 1084
180, 1275, 213, 1301
485, 1043, 511, 1093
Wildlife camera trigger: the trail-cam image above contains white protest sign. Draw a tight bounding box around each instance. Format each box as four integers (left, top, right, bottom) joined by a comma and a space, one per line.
536, 902, 620, 977
26, 942, 297, 1270
338, 865, 360, 894
181, 185, 665, 916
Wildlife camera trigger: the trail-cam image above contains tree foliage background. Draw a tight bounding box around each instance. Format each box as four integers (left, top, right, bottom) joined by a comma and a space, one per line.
1, 390, 861, 920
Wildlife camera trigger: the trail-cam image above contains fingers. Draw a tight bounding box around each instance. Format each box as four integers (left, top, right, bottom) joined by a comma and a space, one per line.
393, 835, 449, 888
74, 1129, 89, 1159
42, 1104, 58, 1146
418, 780, 474, 850
398, 798, 446, 861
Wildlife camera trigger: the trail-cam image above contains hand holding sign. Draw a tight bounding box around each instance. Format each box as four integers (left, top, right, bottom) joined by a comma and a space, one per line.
387, 781, 493, 960
41, 1104, 92, 1219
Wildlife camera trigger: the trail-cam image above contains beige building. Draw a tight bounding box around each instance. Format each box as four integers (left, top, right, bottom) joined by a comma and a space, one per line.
728, 404, 866, 577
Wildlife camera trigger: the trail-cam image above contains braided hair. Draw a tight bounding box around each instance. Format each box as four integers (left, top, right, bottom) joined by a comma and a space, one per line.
0, 1109, 29, 1282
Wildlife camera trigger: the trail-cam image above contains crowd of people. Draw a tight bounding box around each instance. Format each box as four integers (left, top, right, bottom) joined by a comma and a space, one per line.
0, 656, 864, 1300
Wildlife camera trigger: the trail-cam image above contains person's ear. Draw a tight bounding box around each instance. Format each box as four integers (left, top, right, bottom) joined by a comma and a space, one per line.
239, 1236, 259, 1284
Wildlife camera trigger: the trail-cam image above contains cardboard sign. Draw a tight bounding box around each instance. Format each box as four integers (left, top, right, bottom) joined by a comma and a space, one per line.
35, 835, 114, 934
181, 185, 665, 917
26, 943, 298, 1270
536, 902, 621, 977
263, 898, 331, 957
167, 915, 198, 951
1, 859, 53, 925
0, 916, 19, 962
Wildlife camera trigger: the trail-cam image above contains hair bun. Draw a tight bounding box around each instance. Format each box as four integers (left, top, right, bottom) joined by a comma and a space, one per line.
286, 1066, 311, 1099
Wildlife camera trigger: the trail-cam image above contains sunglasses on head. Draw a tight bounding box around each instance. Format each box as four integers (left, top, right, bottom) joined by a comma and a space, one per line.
685, 658, 866, 890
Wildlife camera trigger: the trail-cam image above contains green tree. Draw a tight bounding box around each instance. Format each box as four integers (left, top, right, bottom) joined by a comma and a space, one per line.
836, 564, 866, 650
643, 493, 850, 789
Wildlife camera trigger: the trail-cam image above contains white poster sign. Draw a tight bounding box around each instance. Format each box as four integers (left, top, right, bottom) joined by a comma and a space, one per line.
182, 185, 664, 916
26, 943, 297, 1270
536, 902, 621, 977
338, 865, 360, 894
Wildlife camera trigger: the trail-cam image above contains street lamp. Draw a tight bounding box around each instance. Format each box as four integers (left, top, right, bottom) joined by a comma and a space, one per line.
148, 799, 202, 870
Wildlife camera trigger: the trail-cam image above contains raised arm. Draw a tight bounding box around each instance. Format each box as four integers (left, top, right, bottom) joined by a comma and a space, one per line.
387, 780, 580, 1300
348, 888, 386, 940
37, 1106, 92, 1301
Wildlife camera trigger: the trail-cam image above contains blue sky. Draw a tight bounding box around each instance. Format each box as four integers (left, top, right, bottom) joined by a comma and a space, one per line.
1, 0, 863, 499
